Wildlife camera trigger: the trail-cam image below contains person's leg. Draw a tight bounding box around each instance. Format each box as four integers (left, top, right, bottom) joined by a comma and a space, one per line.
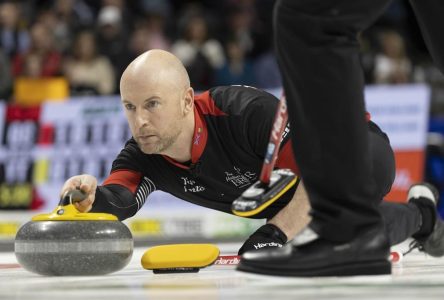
380, 202, 422, 245
410, 0, 444, 74
267, 181, 312, 240
268, 122, 419, 246
368, 123, 437, 247
365, 122, 420, 246
248, 122, 436, 249
237, 0, 399, 276
382, 182, 444, 257
272, 0, 393, 242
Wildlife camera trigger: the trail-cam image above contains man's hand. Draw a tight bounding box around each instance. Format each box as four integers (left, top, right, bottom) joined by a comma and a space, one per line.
238, 223, 288, 255
60, 174, 98, 212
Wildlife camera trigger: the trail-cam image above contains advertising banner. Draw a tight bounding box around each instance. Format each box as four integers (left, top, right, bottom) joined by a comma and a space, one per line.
0, 104, 41, 210
34, 96, 131, 209
365, 84, 430, 201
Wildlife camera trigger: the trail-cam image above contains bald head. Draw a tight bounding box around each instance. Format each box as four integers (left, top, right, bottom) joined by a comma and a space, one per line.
119, 50, 195, 160
120, 49, 190, 94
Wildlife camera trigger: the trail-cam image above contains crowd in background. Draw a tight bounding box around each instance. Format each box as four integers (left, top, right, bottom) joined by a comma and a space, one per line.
1, 0, 444, 104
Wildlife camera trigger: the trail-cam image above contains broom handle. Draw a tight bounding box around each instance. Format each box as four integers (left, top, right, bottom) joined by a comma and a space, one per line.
259, 95, 289, 185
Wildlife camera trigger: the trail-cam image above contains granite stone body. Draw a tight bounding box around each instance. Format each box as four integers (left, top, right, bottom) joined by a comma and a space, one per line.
15, 220, 133, 276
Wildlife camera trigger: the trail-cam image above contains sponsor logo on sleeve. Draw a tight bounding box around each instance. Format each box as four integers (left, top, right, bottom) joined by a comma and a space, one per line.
225, 166, 257, 188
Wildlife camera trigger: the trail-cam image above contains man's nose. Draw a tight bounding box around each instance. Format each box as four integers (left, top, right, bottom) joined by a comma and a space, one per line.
134, 110, 149, 128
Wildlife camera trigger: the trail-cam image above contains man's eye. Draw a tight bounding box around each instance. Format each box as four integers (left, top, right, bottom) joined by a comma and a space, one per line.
147, 101, 159, 109
125, 104, 135, 110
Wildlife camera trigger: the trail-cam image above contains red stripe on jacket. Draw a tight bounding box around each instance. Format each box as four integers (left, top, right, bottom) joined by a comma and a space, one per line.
103, 169, 142, 194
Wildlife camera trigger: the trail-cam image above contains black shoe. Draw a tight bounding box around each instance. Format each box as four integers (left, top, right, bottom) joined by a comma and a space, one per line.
237, 224, 391, 277
406, 183, 444, 257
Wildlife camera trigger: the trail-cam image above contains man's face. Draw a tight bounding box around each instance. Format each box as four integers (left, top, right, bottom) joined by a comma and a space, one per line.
121, 80, 185, 155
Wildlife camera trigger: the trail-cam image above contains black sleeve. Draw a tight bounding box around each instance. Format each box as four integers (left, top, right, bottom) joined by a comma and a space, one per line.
410, 0, 444, 75
90, 138, 156, 221
90, 185, 139, 221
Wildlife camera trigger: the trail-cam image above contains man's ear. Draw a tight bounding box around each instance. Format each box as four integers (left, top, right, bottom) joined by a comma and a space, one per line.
182, 87, 194, 115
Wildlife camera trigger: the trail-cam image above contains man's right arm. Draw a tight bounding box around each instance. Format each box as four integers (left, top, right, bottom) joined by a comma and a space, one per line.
60, 139, 155, 221
60, 169, 150, 221
92, 169, 147, 220
92, 184, 138, 220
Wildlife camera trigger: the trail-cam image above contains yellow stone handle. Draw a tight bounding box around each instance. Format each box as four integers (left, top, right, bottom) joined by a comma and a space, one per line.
31, 189, 118, 221
59, 189, 87, 206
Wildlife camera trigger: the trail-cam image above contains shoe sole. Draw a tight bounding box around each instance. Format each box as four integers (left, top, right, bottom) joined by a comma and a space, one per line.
237, 259, 391, 277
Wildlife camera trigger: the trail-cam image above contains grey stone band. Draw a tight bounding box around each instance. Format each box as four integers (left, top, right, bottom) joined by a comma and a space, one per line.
15, 239, 133, 253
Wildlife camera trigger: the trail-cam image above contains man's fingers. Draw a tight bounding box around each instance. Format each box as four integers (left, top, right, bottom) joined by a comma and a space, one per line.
74, 199, 92, 209
61, 175, 96, 196
60, 177, 82, 198
74, 202, 91, 213
59, 175, 97, 213
79, 175, 97, 193
74, 195, 94, 212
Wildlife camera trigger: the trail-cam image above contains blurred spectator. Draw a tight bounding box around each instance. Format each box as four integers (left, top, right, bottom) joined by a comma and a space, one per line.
129, 16, 170, 60
0, 1, 29, 58
214, 38, 255, 86
35, 10, 70, 53
100, 0, 133, 37
225, 5, 254, 56
64, 30, 115, 95
0, 49, 12, 100
172, 13, 225, 90
359, 33, 376, 84
12, 22, 62, 77
175, 14, 225, 68
144, 14, 170, 50
22, 52, 43, 77
128, 26, 151, 59
139, 0, 172, 19
53, 0, 94, 27
253, 51, 282, 89
35, 0, 94, 54
96, 5, 130, 92
413, 64, 444, 86
374, 30, 412, 84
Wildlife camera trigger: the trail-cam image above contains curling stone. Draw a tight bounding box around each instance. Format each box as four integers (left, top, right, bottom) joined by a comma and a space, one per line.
14, 189, 133, 276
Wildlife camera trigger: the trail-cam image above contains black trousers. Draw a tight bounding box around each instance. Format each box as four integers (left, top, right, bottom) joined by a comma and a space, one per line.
366, 122, 422, 246
274, 0, 444, 242
410, 0, 444, 74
